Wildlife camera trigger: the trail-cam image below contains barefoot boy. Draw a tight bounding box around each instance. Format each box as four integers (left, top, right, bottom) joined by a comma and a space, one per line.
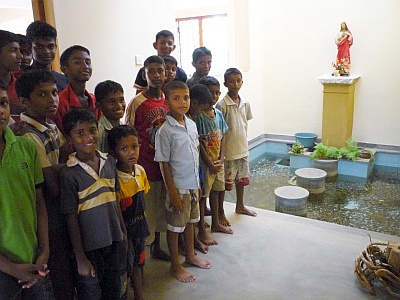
108, 125, 150, 300
155, 81, 211, 283
191, 84, 232, 243
126, 55, 170, 261
216, 68, 257, 218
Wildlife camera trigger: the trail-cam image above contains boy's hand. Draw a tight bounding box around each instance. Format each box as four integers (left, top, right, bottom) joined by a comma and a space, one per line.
209, 159, 224, 174
12, 263, 49, 289
77, 256, 96, 278
169, 193, 185, 214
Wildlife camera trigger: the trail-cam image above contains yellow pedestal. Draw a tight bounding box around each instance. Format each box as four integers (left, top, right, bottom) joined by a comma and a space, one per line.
317, 74, 360, 148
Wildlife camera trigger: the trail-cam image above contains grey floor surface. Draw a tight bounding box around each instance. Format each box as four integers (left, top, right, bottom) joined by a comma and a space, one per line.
139, 203, 399, 300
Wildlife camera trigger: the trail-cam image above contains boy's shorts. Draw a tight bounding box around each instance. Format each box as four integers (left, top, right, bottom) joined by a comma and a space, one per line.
224, 157, 250, 191
201, 162, 225, 197
127, 236, 146, 276
165, 189, 200, 233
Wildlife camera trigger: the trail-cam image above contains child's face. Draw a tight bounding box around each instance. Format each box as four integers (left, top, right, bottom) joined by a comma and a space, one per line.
114, 134, 140, 168
0, 90, 10, 133
153, 36, 176, 57
0, 42, 22, 71
207, 84, 221, 105
68, 121, 99, 156
192, 55, 212, 77
20, 44, 32, 70
144, 62, 166, 89
224, 74, 243, 94
22, 81, 59, 120
98, 91, 126, 122
165, 88, 190, 117
32, 38, 57, 67
62, 50, 92, 82
165, 62, 177, 84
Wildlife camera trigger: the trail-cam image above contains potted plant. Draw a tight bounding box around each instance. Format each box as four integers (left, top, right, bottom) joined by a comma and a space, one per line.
338, 138, 361, 162
310, 142, 340, 177
289, 140, 305, 155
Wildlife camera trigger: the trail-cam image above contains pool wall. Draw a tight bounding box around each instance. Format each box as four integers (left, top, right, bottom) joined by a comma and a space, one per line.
249, 134, 400, 170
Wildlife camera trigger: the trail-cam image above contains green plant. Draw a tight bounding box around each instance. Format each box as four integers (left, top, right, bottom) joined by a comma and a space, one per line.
289, 141, 305, 155
339, 138, 362, 162
310, 142, 340, 159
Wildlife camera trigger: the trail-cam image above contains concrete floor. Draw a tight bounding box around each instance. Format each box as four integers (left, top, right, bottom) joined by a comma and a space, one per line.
138, 202, 399, 300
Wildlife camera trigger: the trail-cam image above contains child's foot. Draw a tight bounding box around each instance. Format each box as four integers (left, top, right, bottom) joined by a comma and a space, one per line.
211, 223, 233, 234
197, 231, 218, 246
204, 221, 210, 228
185, 256, 212, 269
194, 238, 209, 254
150, 243, 171, 261
235, 206, 257, 217
219, 214, 231, 227
171, 265, 196, 283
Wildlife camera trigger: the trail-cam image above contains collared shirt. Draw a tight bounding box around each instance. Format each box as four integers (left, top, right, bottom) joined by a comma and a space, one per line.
216, 94, 253, 160
52, 84, 101, 133
155, 114, 200, 190
0, 127, 43, 263
19, 113, 62, 167
60, 150, 123, 252
98, 115, 122, 153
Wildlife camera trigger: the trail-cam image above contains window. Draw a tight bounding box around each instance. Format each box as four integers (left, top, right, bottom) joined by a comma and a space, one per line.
175, 14, 228, 76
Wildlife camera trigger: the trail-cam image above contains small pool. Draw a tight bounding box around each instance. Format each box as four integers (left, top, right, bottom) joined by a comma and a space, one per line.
224, 154, 400, 237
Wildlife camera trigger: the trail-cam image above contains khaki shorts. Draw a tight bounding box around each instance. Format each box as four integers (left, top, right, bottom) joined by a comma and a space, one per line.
224, 157, 250, 191
201, 162, 225, 197
165, 189, 200, 233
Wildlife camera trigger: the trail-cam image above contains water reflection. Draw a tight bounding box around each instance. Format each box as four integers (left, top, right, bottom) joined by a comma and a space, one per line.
224, 155, 400, 237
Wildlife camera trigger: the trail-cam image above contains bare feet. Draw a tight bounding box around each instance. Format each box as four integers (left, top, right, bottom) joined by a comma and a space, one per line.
194, 238, 209, 254
211, 223, 233, 234
235, 206, 257, 217
197, 231, 218, 246
204, 221, 210, 228
171, 265, 196, 283
185, 256, 212, 269
219, 214, 231, 227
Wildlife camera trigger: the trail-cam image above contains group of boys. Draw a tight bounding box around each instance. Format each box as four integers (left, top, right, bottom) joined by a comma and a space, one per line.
0, 19, 255, 300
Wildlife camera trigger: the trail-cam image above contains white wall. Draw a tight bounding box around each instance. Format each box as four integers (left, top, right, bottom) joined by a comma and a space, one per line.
52, 0, 400, 146
53, 0, 176, 103
253, 0, 400, 146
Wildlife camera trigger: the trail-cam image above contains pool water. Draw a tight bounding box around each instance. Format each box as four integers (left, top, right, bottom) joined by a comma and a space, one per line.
224, 155, 400, 237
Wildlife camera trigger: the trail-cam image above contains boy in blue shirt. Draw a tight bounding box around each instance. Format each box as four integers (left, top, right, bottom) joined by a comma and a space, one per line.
155, 81, 212, 283
108, 125, 150, 300
60, 108, 126, 299
0, 82, 54, 299
191, 84, 232, 250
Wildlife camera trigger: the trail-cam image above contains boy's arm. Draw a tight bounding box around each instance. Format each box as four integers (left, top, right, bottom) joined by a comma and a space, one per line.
160, 162, 185, 213
35, 187, 50, 266
42, 166, 61, 197
65, 213, 96, 278
0, 254, 48, 287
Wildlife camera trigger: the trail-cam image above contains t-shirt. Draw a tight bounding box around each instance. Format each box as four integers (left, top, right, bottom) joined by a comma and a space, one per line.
60, 151, 123, 252
193, 108, 228, 162
52, 84, 101, 133
116, 165, 150, 238
186, 72, 202, 87
133, 66, 187, 91
216, 94, 253, 160
7, 73, 23, 122
125, 92, 169, 181
0, 127, 44, 263
97, 115, 122, 153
